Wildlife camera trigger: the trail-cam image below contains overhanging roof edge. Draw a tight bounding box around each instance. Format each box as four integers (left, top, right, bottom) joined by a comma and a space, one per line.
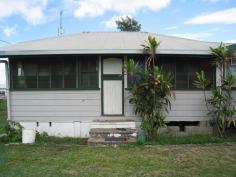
0, 49, 212, 56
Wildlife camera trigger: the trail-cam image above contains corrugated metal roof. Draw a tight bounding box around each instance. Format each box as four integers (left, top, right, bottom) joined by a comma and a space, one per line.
0, 32, 220, 56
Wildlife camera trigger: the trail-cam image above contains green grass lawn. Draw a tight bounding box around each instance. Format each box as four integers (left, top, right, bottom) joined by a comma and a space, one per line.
1, 99, 236, 176
0, 143, 236, 177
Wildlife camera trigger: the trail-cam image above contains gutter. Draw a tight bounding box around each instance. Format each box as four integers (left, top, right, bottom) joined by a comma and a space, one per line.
0, 59, 10, 120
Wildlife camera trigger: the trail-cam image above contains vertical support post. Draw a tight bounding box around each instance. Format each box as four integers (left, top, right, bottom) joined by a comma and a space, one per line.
124, 56, 127, 89
216, 66, 222, 87
2, 60, 11, 120
99, 56, 101, 89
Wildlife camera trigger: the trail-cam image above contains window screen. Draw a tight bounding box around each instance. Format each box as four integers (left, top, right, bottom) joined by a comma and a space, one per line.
64, 60, 76, 88
11, 56, 99, 90
24, 63, 37, 88
127, 56, 215, 90
12, 61, 25, 88
51, 62, 63, 88
79, 58, 98, 89
176, 61, 188, 89
38, 63, 50, 88
127, 56, 145, 88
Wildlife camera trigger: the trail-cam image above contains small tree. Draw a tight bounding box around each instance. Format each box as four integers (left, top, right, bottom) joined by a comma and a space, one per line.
116, 16, 141, 32
194, 43, 236, 136
126, 36, 174, 140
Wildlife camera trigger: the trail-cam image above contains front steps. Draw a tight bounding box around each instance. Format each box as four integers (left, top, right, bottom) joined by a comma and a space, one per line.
88, 120, 137, 146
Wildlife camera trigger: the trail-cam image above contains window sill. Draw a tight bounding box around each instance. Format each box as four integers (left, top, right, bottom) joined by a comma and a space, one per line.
125, 88, 212, 91
10, 88, 101, 91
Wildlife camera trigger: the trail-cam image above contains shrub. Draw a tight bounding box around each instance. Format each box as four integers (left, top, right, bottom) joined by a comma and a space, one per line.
0, 121, 23, 143
127, 35, 175, 140
194, 43, 236, 136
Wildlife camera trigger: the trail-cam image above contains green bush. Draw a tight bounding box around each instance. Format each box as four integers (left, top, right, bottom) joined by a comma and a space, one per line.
127, 35, 175, 140
0, 121, 23, 143
194, 43, 236, 136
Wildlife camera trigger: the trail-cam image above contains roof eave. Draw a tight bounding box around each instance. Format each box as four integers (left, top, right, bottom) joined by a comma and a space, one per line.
0, 49, 212, 56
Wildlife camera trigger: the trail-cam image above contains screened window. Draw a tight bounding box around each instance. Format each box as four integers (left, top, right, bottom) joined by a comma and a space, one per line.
79, 58, 98, 89
188, 63, 201, 89
227, 57, 236, 87
176, 61, 188, 89
127, 56, 145, 88
24, 63, 37, 88
38, 63, 50, 88
51, 62, 63, 88
161, 60, 175, 86
11, 56, 98, 90
12, 61, 25, 89
228, 57, 236, 76
160, 59, 215, 89
127, 56, 215, 90
64, 60, 76, 88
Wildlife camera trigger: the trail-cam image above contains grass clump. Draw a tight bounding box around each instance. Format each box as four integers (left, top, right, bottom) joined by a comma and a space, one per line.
36, 132, 87, 145
144, 134, 236, 145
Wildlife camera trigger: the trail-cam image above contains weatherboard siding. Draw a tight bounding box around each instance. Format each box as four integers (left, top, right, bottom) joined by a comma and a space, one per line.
10, 90, 235, 123
124, 90, 211, 122
10, 91, 101, 122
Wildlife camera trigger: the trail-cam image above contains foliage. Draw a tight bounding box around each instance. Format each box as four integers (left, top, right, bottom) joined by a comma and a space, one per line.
115, 16, 141, 32
127, 36, 174, 140
36, 131, 87, 145
0, 99, 23, 143
127, 64, 174, 139
210, 43, 229, 80
194, 43, 236, 136
194, 70, 210, 90
141, 35, 160, 67
0, 121, 23, 143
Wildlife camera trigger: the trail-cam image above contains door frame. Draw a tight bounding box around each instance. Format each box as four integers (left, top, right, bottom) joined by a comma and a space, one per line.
101, 56, 124, 116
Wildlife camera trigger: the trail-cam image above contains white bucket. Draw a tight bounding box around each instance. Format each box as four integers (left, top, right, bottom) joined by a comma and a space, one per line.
22, 129, 36, 144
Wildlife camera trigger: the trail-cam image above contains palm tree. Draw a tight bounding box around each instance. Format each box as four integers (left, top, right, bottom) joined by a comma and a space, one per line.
210, 42, 229, 86
141, 35, 160, 69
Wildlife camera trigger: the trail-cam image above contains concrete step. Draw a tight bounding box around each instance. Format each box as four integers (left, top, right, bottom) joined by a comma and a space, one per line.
88, 127, 137, 146
90, 128, 136, 138
88, 137, 136, 146
91, 121, 136, 129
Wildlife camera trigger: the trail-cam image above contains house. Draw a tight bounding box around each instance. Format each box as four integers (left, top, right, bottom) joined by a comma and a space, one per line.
0, 32, 234, 138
